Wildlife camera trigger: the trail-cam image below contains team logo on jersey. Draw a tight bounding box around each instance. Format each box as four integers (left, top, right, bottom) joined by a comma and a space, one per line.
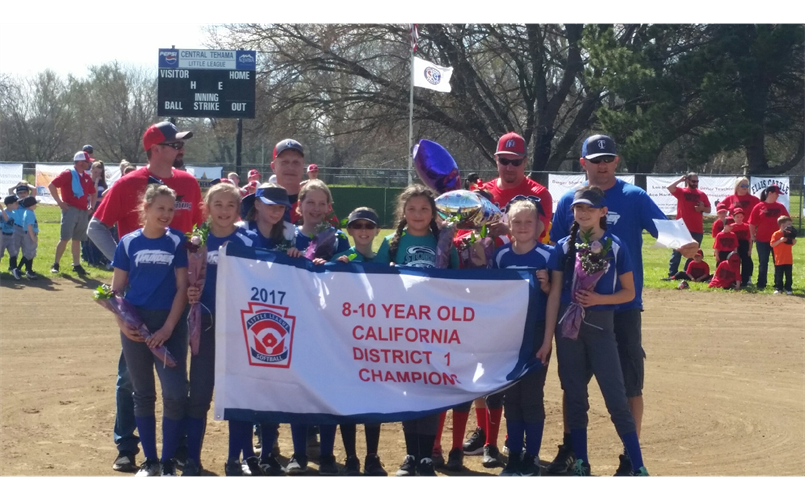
403, 245, 437, 268
424, 67, 441, 85
241, 302, 296, 368
606, 211, 621, 225
175, 195, 192, 210
133, 249, 174, 266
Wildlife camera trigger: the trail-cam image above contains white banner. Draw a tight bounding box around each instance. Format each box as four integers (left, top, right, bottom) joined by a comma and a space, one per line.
413, 56, 453, 93
547, 174, 635, 210
646, 176, 739, 216
749, 176, 790, 210
213, 246, 540, 423
35, 164, 71, 205
105, 168, 122, 189
0, 164, 23, 196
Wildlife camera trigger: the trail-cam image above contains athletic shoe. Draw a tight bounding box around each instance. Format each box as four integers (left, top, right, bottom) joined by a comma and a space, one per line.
463, 427, 486, 455
519, 452, 541, 476
630, 466, 650, 476
181, 458, 201, 476
395, 455, 417, 477
482, 444, 503, 468
11, 268, 21, 280
774, 290, 781, 294
72, 264, 87, 275
224, 459, 243, 476
431, 446, 445, 469
135, 458, 161, 477
112, 452, 137, 473
284, 454, 308, 475
660, 275, 674, 281
445, 448, 464, 471
546, 443, 575, 475
243, 455, 263, 476
160, 460, 177, 476
344, 455, 361, 476
417, 457, 437, 476
614, 454, 632, 476
174, 445, 188, 469
572, 459, 591, 476
259, 454, 285, 476
364, 454, 387, 476
319, 454, 339, 476
25, 270, 38, 280
499, 452, 521, 476
785, 290, 793, 295
50, 263, 59, 274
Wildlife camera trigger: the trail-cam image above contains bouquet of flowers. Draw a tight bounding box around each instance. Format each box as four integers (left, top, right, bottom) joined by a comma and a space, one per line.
93, 285, 177, 367
185, 223, 210, 356
435, 222, 457, 269
455, 227, 494, 269
558, 230, 612, 340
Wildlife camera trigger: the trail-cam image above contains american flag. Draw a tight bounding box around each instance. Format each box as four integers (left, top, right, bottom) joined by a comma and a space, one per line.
410, 24, 419, 53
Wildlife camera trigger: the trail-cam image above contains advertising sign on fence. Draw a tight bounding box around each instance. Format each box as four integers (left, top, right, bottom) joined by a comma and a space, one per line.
646, 176, 739, 216
0, 164, 23, 196
749, 177, 790, 210
35, 164, 71, 205
547, 174, 634, 210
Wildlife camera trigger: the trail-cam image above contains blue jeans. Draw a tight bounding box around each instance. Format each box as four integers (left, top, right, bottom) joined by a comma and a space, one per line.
668, 231, 703, 276
755, 241, 773, 289
114, 352, 140, 455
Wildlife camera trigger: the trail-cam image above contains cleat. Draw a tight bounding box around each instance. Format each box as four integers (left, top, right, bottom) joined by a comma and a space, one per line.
395, 455, 416, 477
546, 443, 575, 475
482, 444, 503, 468
445, 448, 464, 471
462, 427, 486, 455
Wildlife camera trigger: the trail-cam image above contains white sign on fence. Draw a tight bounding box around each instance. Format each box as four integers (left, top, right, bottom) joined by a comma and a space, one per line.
646, 176, 740, 216
1, 164, 23, 196
35, 164, 71, 205
547, 174, 635, 210
749, 176, 790, 211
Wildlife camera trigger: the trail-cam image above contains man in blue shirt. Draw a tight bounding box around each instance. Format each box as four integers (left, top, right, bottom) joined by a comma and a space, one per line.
548, 134, 675, 475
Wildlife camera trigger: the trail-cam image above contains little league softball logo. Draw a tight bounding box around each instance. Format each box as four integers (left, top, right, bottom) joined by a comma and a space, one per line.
241, 303, 296, 368
424, 66, 442, 85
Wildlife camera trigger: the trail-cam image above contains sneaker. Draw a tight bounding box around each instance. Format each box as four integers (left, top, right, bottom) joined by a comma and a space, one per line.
319, 454, 339, 476
546, 443, 575, 475
482, 444, 503, 468
11, 268, 21, 280
519, 452, 541, 476
243, 455, 263, 476
181, 458, 201, 476
463, 427, 486, 455
630, 466, 650, 476
614, 454, 632, 476
572, 459, 591, 476
431, 446, 445, 469
224, 459, 243, 476
445, 448, 464, 471
774, 290, 782, 295
25, 270, 38, 280
785, 290, 793, 296
160, 459, 177, 476
72, 264, 87, 275
259, 454, 285, 476
344, 455, 361, 476
50, 263, 59, 274
395, 455, 417, 477
112, 452, 137, 473
660, 276, 674, 281
364, 454, 387, 476
135, 458, 161, 477
677, 280, 689, 289
499, 452, 521, 476
173, 445, 188, 469
284, 454, 308, 475
417, 457, 437, 476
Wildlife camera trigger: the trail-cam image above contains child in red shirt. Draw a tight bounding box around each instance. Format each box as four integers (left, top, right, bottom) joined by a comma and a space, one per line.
713, 217, 738, 263
731, 207, 753, 286
673, 249, 712, 282
711, 203, 728, 238
709, 252, 741, 290
770, 216, 796, 295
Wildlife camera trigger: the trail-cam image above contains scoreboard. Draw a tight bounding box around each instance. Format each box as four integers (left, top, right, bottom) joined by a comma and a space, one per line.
157, 48, 256, 119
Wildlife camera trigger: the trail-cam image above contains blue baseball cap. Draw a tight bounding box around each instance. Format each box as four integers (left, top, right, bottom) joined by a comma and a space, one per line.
581, 134, 617, 159
570, 187, 606, 209
256, 186, 291, 208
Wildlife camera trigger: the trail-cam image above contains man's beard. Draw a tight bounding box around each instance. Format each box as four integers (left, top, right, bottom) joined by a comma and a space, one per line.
173, 155, 184, 169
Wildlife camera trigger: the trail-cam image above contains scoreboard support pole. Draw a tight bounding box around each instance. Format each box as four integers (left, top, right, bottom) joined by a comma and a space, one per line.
236, 118, 243, 168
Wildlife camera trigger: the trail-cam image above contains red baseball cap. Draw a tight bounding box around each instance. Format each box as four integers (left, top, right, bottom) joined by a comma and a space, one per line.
142, 121, 193, 151
248, 169, 260, 178
716, 203, 728, 211
732, 207, 744, 215
495, 132, 526, 157
307, 164, 319, 172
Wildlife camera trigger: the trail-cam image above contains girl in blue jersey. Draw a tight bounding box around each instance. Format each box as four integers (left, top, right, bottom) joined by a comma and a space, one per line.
111, 184, 189, 477
494, 197, 554, 476
184, 182, 261, 476
237, 183, 296, 250
546, 186, 648, 476
375, 185, 459, 476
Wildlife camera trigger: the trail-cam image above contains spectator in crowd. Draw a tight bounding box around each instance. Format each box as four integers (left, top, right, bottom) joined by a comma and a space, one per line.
722, 176, 760, 216
748, 185, 789, 290
713, 217, 738, 264
731, 208, 753, 286
711, 203, 728, 238
248, 169, 261, 183
227, 172, 240, 186
8, 181, 32, 197
464, 173, 483, 191
770, 215, 796, 295
307, 164, 319, 180
708, 252, 742, 290
82, 161, 110, 267
83, 144, 95, 161
90, 161, 108, 203
666, 173, 710, 278
119, 160, 133, 177
672, 249, 712, 282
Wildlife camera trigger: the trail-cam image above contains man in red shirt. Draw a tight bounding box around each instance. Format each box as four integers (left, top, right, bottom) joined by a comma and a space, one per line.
87, 121, 203, 474
482, 132, 552, 241
48, 151, 97, 275
666, 173, 710, 277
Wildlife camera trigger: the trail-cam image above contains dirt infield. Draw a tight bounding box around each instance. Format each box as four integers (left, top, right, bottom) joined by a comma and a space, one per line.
1, 278, 803, 477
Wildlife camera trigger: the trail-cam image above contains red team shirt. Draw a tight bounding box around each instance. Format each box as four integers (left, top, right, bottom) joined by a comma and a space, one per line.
731, 222, 750, 241
685, 260, 710, 280
481, 177, 553, 240
94, 166, 204, 237
747, 201, 789, 243
713, 231, 738, 253
50, 169, 96, 210
711, 218, 725, 238
708, 260, 740, 289
722, 193, 760, 216
671, 187, 710, 234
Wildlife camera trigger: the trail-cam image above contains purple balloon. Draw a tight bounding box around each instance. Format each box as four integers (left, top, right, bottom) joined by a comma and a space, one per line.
413, 139, 461, 194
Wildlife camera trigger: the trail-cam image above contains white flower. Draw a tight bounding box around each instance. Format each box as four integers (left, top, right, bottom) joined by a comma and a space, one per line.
590, 240, 603, 254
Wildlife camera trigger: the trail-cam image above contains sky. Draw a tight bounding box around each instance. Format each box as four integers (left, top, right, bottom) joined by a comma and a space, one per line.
0, 23, 211, 79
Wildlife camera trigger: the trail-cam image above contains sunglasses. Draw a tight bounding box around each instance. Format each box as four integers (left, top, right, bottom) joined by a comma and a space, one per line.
498, 158, 523, 167
587, 156, 616, 164
159, 141, 184, 150
739, 184, 749, 188
350, 222, 377, 230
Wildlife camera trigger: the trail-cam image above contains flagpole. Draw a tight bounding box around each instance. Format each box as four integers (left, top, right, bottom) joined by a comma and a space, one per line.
408, 46, 414, 185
